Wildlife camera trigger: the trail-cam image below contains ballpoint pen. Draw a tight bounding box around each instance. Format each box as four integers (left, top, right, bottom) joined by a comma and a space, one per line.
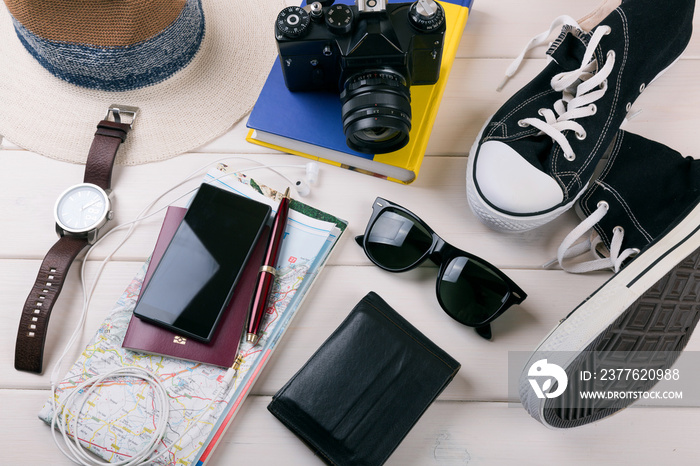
246, 187, 291, 344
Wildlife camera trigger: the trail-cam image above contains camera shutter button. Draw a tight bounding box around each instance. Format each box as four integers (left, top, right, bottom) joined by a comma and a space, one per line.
309, 2, 324, 22
325, 4, 354, 35
276, 6, 311, 39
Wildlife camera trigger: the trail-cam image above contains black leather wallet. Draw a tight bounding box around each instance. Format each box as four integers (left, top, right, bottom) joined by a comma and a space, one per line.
267, 292, 461, 465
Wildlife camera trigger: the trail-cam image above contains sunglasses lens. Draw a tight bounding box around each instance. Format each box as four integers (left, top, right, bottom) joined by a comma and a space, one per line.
365, 209, 432, 270
438, 256, 510, 326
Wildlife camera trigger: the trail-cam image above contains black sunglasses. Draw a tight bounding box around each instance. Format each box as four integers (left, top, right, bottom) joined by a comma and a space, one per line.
355, 197, 527, 340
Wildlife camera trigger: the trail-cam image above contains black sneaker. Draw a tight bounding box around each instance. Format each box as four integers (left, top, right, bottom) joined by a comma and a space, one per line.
466, 0, 694, 232
552, 130, 700, 273
519, 131, 700, 428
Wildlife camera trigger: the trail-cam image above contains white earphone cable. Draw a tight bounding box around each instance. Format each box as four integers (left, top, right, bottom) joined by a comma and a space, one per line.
49, 157, 315, 466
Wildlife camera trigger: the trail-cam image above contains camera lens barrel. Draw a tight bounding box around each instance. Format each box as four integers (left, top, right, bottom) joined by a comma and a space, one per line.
340, 70, 412, 154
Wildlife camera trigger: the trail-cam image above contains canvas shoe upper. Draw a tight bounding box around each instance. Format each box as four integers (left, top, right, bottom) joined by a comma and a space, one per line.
552, 130, 700, 273
467, 0, 694, 232
519, 131, 700, 428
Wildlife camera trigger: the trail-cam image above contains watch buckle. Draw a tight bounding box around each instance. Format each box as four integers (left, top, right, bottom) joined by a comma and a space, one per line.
105, 104, 139, 128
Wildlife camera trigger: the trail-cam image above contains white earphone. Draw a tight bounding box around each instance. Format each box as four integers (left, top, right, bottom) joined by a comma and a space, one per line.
48, 156, 322, 466
294, 161, 320, 197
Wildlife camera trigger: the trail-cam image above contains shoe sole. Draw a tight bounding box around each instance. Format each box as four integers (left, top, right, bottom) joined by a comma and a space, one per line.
519, 201, 700, 428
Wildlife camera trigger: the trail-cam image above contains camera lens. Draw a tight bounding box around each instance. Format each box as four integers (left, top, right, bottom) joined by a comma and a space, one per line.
340, 70, 411, 154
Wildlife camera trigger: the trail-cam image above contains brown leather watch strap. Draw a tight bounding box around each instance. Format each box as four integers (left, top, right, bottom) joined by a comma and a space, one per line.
83, 120, 131, 190
15, 110, 133, 374
15, 236, 89, 373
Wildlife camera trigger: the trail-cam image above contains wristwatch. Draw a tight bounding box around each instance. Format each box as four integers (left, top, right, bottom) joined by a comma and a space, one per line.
15, 105, 138, 374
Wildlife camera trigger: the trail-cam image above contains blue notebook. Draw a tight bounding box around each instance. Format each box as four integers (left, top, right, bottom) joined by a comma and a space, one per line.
246, 0, 474, 184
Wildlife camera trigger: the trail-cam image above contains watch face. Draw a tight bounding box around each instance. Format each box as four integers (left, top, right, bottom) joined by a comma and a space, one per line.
55, 183, 110, 233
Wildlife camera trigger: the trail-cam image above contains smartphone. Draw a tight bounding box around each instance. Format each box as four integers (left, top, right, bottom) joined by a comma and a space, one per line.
133, 183, 271, 342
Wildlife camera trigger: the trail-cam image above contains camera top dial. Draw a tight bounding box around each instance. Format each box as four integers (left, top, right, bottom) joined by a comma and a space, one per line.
408, 0, 445, 32
325, 4, 355, 35
276, 6, 311, 39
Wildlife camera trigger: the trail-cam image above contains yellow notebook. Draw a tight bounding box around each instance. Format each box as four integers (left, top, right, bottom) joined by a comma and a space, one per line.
246, 0, 472, 184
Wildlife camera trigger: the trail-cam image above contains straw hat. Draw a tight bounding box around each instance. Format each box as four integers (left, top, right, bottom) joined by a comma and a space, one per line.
0, 0, 285, 164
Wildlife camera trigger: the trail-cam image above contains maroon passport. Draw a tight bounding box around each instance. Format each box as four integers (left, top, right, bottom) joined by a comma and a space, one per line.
122, 206, 269, 367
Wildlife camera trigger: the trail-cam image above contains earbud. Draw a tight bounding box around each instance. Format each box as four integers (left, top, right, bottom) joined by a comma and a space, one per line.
305, 162, 319, 185
294, 162, 320, 197
295, 179, 311, 197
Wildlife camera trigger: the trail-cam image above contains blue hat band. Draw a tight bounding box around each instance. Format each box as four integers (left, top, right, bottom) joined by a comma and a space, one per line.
11, 0, 205, 92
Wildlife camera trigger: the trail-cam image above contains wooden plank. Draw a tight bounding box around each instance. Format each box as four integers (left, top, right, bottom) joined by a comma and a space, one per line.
2, 1, 700, 464
11, 259, 699, 402
0, 148, 588, 267
196, 57, 700, 158
3, 389, 699, 466
455, 0, 700, 59
428, 57, 700, 159
0, 260, 144, 390
213, 398, 700, 466
5, 56, 700, 158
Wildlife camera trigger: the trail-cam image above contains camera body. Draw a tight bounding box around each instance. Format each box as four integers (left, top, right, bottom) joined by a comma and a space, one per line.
276, 0, 445, 92
274, 0, 446, 153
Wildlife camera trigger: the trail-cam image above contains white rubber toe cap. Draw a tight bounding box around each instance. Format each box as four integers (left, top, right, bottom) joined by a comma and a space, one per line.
474, 140, 564, 214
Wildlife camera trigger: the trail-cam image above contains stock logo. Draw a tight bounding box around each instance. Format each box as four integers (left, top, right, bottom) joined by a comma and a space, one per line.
528, 359, 568, 399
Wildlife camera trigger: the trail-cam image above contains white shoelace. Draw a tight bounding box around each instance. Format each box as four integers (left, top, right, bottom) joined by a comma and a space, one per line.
499, 16, 616, 161
544, 200, 640, 273
497, 15, 582, 92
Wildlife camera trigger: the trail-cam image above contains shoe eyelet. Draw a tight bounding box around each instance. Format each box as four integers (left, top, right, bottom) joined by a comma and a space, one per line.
575, 131, 587, 140
537, 108, 546, 117
607, 50, 615, 60
613, 226, 624, 235
518, 120, 528, 127
599, 79, 608, 90
603, 26, 612, 35
565, 153, 576, 161
597, 200, 610, 211
625, 102, 632, 112
639, 83, 646, 93
589, 104, 597, 115
631, 248, 641, 255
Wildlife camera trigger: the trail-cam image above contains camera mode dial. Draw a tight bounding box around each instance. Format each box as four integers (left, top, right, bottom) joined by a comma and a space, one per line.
408, 0, 445, 32
276, 6, 311, 39
325, 4, 355, 35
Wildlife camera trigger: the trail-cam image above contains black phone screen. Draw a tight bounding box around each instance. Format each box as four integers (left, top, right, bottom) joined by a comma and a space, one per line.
133, 183, 271, 342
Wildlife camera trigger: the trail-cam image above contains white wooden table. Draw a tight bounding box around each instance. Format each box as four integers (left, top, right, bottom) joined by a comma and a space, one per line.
2, 1, 699, 464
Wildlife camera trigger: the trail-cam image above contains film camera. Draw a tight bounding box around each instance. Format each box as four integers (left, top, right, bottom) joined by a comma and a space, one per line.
275, 0, 446, 154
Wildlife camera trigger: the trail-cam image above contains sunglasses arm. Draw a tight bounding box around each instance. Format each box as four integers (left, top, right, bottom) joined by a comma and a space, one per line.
506, 280, 528, 304
475, 324, 492, 340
